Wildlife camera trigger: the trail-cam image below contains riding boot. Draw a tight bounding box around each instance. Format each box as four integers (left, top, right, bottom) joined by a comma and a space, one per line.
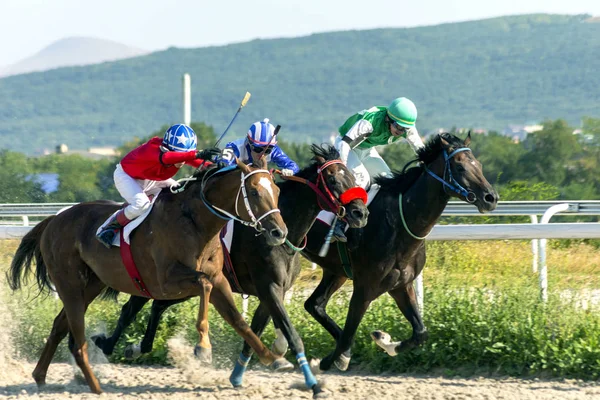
96, 209, 132, 248
332, 219, 348, 243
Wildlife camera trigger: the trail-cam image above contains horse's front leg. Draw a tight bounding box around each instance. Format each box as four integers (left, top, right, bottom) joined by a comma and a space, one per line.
319, 288, 371, 372
372, 284, 428, 355
158, 261, 202, 297
208, 273, 292, 386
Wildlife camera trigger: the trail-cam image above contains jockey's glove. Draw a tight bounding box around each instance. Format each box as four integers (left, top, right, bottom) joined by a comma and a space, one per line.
196, 147, 222, 162
281, 168, 294, 176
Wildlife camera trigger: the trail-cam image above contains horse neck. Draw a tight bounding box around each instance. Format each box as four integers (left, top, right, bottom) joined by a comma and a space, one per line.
190, 170, 241, 238
399, 155, 451, 239
278, 177, 322, 245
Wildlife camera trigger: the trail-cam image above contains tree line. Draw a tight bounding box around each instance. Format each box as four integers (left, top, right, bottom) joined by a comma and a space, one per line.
1, 118, 599, 205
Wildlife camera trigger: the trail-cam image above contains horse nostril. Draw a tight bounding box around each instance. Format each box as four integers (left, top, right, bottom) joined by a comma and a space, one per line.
270, 228, 284, 238
351, 209, 365, 219
484, 193, 497, 204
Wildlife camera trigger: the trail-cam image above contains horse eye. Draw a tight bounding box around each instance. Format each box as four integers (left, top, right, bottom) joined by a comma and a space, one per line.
456, 164, 466, 172
251, 189, 259, 196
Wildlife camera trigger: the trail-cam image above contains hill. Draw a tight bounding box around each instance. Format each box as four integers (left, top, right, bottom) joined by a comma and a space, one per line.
1, 14, 599, 154
0, 37, 148, 78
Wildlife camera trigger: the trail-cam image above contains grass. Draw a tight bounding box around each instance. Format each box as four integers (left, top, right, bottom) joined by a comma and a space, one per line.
1, 239, 600, 379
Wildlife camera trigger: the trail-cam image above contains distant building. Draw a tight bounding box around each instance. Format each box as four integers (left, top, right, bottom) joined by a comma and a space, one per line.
502, 124, 543, 143
51, 143, 118, 159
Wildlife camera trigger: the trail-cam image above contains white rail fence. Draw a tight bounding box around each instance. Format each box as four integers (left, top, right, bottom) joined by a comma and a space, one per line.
1, 201, 599, 309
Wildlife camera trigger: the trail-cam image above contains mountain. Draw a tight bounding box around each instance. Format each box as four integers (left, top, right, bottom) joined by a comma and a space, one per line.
0, 37, 148, 78
1, 14, 599, 154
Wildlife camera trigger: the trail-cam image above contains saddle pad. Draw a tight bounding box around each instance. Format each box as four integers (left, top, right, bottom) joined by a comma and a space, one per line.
95, 193, 160, 246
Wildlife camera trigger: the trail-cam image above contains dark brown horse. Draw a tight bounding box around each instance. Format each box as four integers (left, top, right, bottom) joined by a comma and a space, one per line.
90, 145, 370, 398
301, 133, 498, 371
7, 158, 292, 394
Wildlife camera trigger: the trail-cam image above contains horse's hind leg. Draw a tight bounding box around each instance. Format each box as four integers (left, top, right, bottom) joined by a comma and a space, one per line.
372, 285, 428, 354
33, 274, 106, 387
32, 308, 69, 386
92, 295, 150, 356
59, 274, 106, 393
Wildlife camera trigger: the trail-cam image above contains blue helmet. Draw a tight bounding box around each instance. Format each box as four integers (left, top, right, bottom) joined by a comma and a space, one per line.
162, 124, 197, 152
247, 118, 277, 146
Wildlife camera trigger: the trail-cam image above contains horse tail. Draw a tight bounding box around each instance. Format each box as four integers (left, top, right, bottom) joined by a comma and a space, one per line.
7, 216, 56, 292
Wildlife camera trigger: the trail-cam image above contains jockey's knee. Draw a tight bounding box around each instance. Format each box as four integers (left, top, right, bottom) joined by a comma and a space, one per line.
124, 200, 151, 219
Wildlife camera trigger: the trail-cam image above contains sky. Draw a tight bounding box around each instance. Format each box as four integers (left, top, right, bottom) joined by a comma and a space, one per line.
1, 0, 599, 66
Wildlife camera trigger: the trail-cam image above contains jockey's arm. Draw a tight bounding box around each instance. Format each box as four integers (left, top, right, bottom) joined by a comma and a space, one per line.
271, 147, 300, 174
338, 119, 373, 164
221, 143, 240, 166
160, 149, 198, 165
405, 127, 425, 153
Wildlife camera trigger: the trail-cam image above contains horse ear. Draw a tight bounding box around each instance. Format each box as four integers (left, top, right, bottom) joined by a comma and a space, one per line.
235, 157, 251, 174
464, 131, 472, 147
440, 134, 450, 148
254, 156, 268, 169
314, 156, 326, 164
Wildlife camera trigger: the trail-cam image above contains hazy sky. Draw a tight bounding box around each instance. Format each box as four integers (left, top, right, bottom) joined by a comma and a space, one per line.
1, 0, 599, 66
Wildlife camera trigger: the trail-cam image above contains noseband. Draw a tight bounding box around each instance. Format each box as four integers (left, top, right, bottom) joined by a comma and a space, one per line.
423, 147, 477, 203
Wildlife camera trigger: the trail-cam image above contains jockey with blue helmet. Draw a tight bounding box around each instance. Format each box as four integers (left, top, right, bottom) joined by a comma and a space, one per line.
96, 124, 221, 248
221, 118, 299, 176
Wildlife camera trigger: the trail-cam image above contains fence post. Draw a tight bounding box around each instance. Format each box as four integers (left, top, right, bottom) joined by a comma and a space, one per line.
538, 203, 570, 302
530, 215, 538, 273
22, 216, 29, 226
414, 272, 423, 315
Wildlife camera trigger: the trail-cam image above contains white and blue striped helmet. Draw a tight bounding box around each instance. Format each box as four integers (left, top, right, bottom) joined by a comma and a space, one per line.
162, 124, 197, 152
247, 118, 277, 146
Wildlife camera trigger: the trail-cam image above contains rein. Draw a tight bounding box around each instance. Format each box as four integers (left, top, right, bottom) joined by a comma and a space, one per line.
171, 165, 281, 233
276, 159, 367, 252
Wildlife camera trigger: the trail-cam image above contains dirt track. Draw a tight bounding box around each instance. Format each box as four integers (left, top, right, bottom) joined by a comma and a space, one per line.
2, 349, 599, 400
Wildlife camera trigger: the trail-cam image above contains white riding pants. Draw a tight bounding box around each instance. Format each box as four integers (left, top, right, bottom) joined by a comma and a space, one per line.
113, 164, 176, 219
334, 136, 392, 190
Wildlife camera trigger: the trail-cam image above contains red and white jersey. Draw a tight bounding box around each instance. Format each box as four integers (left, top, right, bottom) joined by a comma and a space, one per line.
120, 137, 208, 181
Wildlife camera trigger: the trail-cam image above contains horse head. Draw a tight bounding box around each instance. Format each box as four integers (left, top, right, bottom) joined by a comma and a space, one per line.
433, 132, 498, 213
310, 144, 369, 228
235, 157, 288, 245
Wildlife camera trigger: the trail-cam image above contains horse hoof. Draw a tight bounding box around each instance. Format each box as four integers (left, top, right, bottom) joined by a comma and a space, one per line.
271, 357, 294, 372
194, 345, 213, 364
124, 344, 142, 360
313, 384, 329, 399
333, 353, 350, 371
370, 330, 388, 342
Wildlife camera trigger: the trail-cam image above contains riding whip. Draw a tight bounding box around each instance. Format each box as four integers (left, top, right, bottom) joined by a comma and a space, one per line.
215, 91, 251, 147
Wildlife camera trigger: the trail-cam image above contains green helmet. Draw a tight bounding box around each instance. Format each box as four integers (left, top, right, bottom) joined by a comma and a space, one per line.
387, 97, 417, 128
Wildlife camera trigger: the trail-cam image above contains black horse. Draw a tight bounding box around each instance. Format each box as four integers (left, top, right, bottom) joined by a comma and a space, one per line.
92, 144, 369, 397
300, 133, 498, 371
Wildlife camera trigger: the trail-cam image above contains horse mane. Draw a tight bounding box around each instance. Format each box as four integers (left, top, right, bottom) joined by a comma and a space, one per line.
292, 144, 340, 180
374, 133, 466, 195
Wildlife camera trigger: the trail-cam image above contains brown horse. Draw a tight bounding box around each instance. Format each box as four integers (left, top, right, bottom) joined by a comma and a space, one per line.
7, 157, 291, 394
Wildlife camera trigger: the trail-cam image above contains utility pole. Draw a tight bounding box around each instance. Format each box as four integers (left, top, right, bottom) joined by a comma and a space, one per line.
182, 73, 191, 125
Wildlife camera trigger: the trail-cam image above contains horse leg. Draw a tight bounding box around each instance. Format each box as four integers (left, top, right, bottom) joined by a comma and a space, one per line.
304, 271, 350, 369
32, 308, 69, 386
138, 299, 188, 358
259, 283, 322, 395
319, 288, 371, 372
32, 275, 105, 387
193, 274, 213, 363
372, 285, 428, 355
92, 295, 150, 356
60, 274, 106, 393
230, 301, 272, 387
208, 274, 289, 386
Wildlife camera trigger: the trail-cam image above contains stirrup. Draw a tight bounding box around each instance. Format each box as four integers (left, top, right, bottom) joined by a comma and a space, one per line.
96, 228, 118, 249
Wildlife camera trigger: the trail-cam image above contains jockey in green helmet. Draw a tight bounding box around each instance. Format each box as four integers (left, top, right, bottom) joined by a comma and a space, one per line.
332, 97, 425, 242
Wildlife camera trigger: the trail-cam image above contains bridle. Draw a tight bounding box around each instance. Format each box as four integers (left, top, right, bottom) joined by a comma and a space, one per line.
422, 147, 477, 204
172, 165, 281, 234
